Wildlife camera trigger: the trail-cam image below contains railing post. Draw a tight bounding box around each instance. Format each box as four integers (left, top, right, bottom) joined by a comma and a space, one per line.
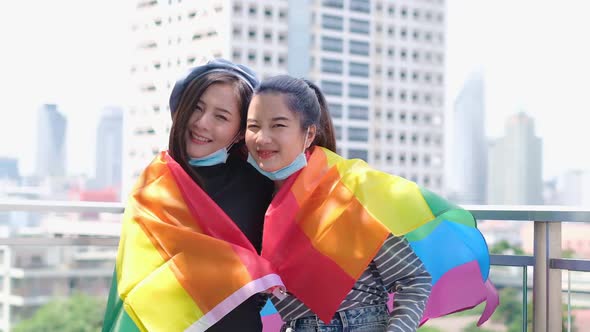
533, 221, 562, 332
547, 222, 562, 331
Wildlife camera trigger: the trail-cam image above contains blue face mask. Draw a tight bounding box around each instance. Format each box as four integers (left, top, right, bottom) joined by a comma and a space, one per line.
247, 153, 307, 181
247, 128, 310, 181
189, 147, 229, 167
188, 136, 238, 167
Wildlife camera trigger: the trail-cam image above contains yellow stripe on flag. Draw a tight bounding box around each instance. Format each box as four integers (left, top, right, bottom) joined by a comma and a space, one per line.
336, 158, 435, 235
124, 253, 203, 332
116, 208, 167, 299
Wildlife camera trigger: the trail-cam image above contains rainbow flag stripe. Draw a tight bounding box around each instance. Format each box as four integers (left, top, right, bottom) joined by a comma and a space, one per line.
102, 152, 283, 332
261, 147, 498, 325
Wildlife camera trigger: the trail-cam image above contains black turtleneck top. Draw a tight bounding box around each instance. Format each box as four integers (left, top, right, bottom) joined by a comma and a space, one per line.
192, 154, 273, 331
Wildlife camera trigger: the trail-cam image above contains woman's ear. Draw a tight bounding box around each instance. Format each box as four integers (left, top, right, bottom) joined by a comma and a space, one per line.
306, 125, 317, 148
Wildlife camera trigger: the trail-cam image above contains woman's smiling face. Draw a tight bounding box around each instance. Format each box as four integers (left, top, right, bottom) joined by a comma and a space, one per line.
245, 93, 315, 172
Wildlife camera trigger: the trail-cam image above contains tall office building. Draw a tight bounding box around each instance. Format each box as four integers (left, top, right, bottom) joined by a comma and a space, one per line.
448, 71, 486, 204
35, 104, 67, 178
125, 0, 446, 194
487, 112, 543, 205
95, 107, 123, 191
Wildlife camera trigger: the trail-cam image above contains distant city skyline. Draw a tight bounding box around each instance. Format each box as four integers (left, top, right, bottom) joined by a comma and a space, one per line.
1, 0, 589, 183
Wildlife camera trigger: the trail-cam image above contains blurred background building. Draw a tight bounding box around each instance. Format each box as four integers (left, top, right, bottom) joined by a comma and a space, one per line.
124, 0, 446, 196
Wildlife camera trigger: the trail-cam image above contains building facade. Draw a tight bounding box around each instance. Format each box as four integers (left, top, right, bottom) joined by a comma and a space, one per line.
35, 104, 67, 179
95, 107, 123, 193
448, 71, 486, 204
124, 0, 446, 195
487, 112, 543, 205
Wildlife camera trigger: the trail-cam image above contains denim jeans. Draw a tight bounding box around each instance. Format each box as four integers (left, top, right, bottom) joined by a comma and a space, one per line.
280, 304, 389, 332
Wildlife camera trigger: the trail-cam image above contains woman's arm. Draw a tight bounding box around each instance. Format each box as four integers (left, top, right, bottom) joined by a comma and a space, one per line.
373, 235, 432, 332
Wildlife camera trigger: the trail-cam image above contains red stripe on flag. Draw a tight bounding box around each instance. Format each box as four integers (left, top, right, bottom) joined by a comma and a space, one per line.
165, 153, 255, 251
263, 188, 356, 322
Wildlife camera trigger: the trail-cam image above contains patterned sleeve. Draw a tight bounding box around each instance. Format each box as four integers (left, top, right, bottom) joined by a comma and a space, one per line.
373, 234, 432, 332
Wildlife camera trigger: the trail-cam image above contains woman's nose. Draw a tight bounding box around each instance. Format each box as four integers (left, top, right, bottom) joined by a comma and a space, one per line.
256, 130, 272, 144
192, 113, 210, 129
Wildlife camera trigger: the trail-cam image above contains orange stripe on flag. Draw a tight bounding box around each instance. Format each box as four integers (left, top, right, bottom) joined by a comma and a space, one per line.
290, 147, 329, 205
132, 155, 204, 233
295, 167, 390, 279
126, 153, 254, 313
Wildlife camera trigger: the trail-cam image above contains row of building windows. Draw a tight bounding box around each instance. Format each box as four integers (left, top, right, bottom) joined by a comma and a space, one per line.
232, 27, 287, 43
328, 104, 370, 121
322, 15, 370, 35
375, 68, 444, 86
333, 126, 369, 142
376, 4, 444, 24
374, 47, 444, 65
323, 0, 370, 13
321, 81, 369, 99
374, 152, 441, 168
376, 26, 444, 44
232, 49, 287, 66
321, 59, 369, 77
374, 131, 442, 147
374, 89, 443, 106
374, 110, 441, 126
233, 3, 287, 20
135, 6, 222, 30
321, 37, 370, 55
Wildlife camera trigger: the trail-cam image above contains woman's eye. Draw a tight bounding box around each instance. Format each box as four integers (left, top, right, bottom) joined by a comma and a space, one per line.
216, 115, 228, 121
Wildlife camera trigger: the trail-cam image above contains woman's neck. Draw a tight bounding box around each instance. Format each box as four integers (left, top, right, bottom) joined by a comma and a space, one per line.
274, 180, 285, 192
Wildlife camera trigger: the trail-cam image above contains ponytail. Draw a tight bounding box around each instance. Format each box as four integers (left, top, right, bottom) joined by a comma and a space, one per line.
302, 79, 337, 152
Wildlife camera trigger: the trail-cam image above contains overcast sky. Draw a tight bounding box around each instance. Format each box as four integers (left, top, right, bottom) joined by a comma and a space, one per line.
1, 0, 589, 180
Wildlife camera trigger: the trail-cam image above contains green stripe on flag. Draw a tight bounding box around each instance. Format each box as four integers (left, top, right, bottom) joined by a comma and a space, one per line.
102, 268, 141, 332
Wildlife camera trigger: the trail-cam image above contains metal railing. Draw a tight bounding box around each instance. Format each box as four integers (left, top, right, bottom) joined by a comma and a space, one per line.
2, 200, 590, 332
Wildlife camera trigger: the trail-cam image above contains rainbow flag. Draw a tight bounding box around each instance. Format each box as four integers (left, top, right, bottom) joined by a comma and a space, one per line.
261, 147, 498, 326
102, 152, 284, 332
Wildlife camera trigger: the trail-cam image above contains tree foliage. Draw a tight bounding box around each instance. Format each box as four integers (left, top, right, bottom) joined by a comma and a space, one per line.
12, 293, 105, 332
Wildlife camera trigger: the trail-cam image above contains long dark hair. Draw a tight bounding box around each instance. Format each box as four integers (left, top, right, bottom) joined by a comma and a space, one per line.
168, 71, 254, 186
255, 75, 336, 152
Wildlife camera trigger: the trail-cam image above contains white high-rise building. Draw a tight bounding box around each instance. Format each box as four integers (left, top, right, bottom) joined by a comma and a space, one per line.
487, 112, 543, 205
448, 71, 486, 204
125, 0, 446, 195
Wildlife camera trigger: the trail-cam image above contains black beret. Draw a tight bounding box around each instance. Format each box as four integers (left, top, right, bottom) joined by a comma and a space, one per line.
169, 58, 259, 116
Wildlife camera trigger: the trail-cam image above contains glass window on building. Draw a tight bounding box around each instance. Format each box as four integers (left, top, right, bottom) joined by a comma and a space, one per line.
348, 127, 369, 142
323, 0, 343, 9
350, 40, 369, 55
350, 18, 370, 34
264, 7, 272, 18
349, 62, 369, 77
350, 0, 370, 13
322, 14, 344, 31
349, 148, 368, 161
322, 36, 344, 53
349, 83, 369, 99
335, 125, 342, 140
322, 58, 343, 74
322, 80, 343, 96
349, 105, 369, 120
328, 103, 343, 118
248, 5, 257, 16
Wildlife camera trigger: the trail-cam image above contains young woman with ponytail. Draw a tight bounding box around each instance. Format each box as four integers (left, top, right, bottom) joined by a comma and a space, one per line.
246, 75, 497, 332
